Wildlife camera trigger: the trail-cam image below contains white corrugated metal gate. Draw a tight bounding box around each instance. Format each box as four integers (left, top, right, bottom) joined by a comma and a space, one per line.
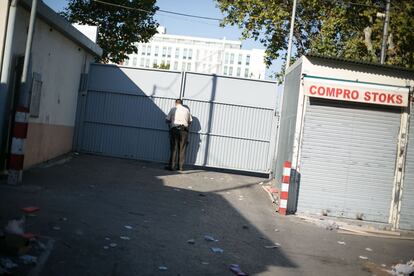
74, 64, 279, 174
399, 102, 414, 230
297, 98, 401, 222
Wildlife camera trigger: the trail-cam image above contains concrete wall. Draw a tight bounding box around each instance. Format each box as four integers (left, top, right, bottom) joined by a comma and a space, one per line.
11, 6, 95, 168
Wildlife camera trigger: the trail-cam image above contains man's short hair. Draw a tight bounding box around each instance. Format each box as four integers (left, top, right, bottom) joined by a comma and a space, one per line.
175, 99, 183, 104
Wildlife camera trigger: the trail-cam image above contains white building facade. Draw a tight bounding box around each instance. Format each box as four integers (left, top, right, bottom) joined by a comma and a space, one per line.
122, 27, 266, 79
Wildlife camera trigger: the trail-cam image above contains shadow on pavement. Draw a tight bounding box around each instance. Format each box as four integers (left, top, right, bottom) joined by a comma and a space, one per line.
0, 154, 296, 275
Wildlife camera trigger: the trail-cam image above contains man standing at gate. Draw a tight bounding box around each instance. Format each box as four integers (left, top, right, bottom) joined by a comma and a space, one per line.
166, 99, 192, 171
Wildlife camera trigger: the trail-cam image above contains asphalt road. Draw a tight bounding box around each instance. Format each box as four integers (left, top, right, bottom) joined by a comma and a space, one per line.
0, 154, 413, 275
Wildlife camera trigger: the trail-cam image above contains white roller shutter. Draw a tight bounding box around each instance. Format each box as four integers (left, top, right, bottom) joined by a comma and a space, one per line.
297, 98, 401, 223
399, 104, 414, 230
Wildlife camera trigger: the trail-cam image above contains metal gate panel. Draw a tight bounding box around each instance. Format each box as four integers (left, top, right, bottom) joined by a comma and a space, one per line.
400, 105, 414, 230
76, 64, 279, 173
297, 98, 401, 223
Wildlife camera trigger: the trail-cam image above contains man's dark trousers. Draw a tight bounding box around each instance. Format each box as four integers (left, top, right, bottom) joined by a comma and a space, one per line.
169, 126, 189, 170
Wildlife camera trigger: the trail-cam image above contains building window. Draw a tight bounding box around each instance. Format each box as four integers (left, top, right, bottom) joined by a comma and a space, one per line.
244, 68, 249, 77
174, 61, 178, 70
181, 62, 186, 71
147, 46, 151, 56
154, 46, 159, 57
188, 49, 193, 60
167, 47, 172, 58
145, 59, 150, 68
224, 53, 229, 64
196, 49, 200, 60
187, 63, 191, 71
246, 55, 250, 65
238, 54, 242, 65
237, 67, 241, 77
132, 57, 137, 66
162, 47, 167, 57
229, 66, 233, 76
183, 48, 188, 59
175, 48, 180, 58
230, 53, 234, 64
140, 58, 145, 67
141, 45, 146, 55
223, 66, 228, 75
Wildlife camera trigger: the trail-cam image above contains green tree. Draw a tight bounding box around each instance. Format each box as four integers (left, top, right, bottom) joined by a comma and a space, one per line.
61, 0, 158, 63
216, 0, 414, 71
153, 62, 170, 70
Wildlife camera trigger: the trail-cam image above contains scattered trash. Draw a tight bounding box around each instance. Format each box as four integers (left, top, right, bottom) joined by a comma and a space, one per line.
201, 209, 205, 212
210, 178, 214, 180
229, 264, 248, 276
19, 255, 37, 265
124, 225, 133, 230
359, 256, 369, 260
158, 266, 168, 271
198, 193, 206, 197
109, 243, 117, 248
21, 206, 40, 213
174, 188, 181, 192
52, 226, 61, 231
187, 186, 193, 189
201, 262, 209, 265
211, 247, 224, 254
171, 214, 177, 217
120, 236, 130, 240
5, 217, 25, 235
381, 264, 387, 268
337, 241, 346, 245
187, 239, 195, 244
274, 229, 279, 232
36, 241, 47, 251
204, 235, 218, 242
103, 246, 109, 250
0, 258, 17, 269
74, 152, 80, 155
105, 237, 111, 241
259, 182, 264, 185
326, 222, 339, 231
390, 259, 414, 275
365, 247, 373, 252
264, 243, 281, 249
242, 225, 249, 230
60, 217, 68, 221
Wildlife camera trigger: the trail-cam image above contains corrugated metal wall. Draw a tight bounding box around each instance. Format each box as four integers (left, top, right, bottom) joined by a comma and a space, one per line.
273, 62, 302, 183
399, 102, 414, 230
297, 98, 401, 223
75, 64, 279, 173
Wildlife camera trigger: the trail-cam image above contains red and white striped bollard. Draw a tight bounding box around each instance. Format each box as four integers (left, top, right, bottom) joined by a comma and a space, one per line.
279, 161, 291, 215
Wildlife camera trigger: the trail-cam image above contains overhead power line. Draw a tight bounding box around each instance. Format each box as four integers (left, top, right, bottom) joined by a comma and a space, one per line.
92, 0, 222, 21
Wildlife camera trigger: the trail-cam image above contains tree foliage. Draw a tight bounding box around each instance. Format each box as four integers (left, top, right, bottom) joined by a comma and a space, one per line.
153, 62, 171, 70
61, 0, 158, 63
216, 0, 414, 70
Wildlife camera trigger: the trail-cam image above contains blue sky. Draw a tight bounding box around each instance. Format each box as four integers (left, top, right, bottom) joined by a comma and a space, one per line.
43, 0, 282, 78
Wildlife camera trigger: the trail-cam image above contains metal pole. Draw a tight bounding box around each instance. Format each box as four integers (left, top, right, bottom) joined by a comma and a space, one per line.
21, 0, 38, 87
380, 0, 391, 64
285, 0, 297, 70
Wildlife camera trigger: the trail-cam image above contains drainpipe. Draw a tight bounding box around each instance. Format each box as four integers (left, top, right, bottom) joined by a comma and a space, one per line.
0, 0, 11, 72
0, 0, 18, 173
20, 0, 38, 105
